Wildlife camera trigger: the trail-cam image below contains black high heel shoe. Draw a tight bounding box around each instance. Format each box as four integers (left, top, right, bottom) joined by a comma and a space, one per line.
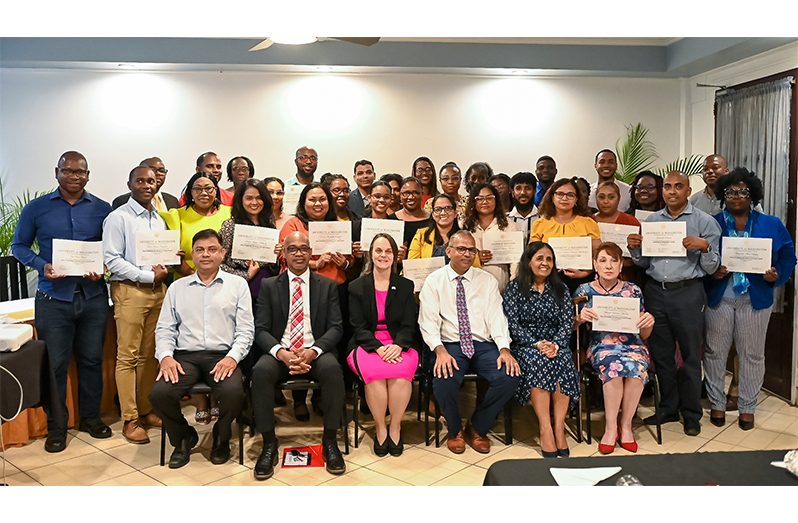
556, 448, 570, 458
541, 449, 559, 458
387, 434, 404, 457
373, 434, 389, 457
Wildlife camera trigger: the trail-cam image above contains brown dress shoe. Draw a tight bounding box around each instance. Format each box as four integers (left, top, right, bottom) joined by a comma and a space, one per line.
709, 409, 726, 427
123, 419, 150, 444
725, 395, 739, 412
446, 430, 466, 454
738, 413, 754, 431
465, 423, 491, 454
139, 412, 162, 429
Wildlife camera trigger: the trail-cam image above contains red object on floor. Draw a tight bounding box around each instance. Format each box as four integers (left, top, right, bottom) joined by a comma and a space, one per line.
281, 444, 325, 467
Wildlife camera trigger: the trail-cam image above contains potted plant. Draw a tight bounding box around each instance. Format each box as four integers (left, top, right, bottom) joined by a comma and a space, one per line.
615, 122, 704, 184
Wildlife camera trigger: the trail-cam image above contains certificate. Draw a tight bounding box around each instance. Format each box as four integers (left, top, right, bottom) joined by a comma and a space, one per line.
135, 230, 180, 266
282, 186, 302, 215
402, 257, 445, 292
635, 210, 655, 222
308, 221, 352, 255
641, 221, 686, 257
232, 224, 279, 263
360, 218, 405, 251
598, 223, 639, 258
548, 236, 593, 270
592, 295, 640, 334
722, 237, 772, 274
52, 239, 103, 276
481, 230, 524, 265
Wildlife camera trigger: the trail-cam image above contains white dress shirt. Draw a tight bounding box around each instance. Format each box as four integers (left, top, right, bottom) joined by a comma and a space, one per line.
155, 269, 254, 363
419, 264, 511, 351
507, 206, 538, 239
102, 197, 167, 283
269, 268, 323, 358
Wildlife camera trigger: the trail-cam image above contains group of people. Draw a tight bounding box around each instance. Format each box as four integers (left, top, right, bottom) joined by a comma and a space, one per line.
10, 146, 794, 481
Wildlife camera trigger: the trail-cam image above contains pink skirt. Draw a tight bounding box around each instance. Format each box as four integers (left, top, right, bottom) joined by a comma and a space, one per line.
347, 330, 419, 384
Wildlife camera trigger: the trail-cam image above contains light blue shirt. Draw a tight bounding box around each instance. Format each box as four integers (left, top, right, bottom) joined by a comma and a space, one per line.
102, 198, 167, 283
629, 202, 721, 282
155, 269, 254, 363
285, 175, 312, 187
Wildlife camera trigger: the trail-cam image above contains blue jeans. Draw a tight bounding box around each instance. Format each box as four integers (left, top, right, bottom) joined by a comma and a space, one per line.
34, 289, 109, 433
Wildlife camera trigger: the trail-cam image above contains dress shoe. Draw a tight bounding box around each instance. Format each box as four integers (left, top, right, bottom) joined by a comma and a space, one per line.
294, 403, 310, 422
322, 439, 346, 475
123, 419, 150, 444
139, 412, 162, 429
683, 418, 701, 436
643, 413, 679, 426
210, 424, 231, 464
619, 439, 638, 453
541, 449, 559, 458
254, 440, 280, 480
168, 427, 199, 469
556, 448, 570, 458
598, 441, 616, 454
446, 430, 466, 454
78, 417, 112, 439
725, 394, 739, 412
464, 423, 491, 454
738, 413, 755, 431
44, 431, 67, 453
387, 434, 404, 457
373, 434, 389, 457
709, 409, 726, 427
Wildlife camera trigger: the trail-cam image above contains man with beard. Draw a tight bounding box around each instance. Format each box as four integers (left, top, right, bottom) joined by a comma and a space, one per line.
507, 171, 539, 239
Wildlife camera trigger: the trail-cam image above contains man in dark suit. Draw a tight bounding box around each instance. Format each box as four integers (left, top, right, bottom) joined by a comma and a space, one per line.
251, 231, 346, 480
112, 157, 180, 211
346, 159, 375, 217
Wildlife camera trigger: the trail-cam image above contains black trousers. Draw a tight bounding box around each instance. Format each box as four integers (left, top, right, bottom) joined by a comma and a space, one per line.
251, 351, 344, 435
643, 279, 706, 423
149, 351, 244, 446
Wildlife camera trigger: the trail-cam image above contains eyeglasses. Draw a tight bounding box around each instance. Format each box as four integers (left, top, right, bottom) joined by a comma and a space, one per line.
268, 190, 285, 197
432, 205, 455, 214
191, 186, 216, 194
330, 188, 350, 195
474, 195, 496, 203
451, 246, 478, 255
297, 155, 318, 162
401, 190, 421, 197
724, 188, 751, 199
415, 167, 434, 175
634, 184, 656, 192
193, 246, 221, 255
286, 245, 311, 255
439, 176, 461, 183
553, 191, 577, 200
58, 168, 89, 178
151, 167, 168, 174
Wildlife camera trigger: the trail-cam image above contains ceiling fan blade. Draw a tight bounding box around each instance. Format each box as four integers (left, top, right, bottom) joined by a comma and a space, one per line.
248, 39, 274, 52
331, 37, 380, 46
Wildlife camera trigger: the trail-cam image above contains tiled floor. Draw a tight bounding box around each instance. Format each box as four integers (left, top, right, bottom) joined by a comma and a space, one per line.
2, 388, 797, 486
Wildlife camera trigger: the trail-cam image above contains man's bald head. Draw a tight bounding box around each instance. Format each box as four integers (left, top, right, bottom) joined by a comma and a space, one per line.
665, 170, 690, 185
283, 231, 311, 274
58, 151, 87, 169
284, 231, 310, 248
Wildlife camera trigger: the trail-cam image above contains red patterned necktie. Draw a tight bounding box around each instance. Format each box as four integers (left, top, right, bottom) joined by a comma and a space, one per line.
455, 275, 474, 358
289, 276, 304, 352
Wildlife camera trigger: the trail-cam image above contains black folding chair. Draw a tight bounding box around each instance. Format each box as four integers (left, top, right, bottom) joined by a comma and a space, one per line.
279, 378, 350, 454
0, 255, 28, 302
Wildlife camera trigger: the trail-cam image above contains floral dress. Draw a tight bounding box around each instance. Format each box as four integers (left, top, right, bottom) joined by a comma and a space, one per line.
503, 279, 579, 405
573, 281, 650, 384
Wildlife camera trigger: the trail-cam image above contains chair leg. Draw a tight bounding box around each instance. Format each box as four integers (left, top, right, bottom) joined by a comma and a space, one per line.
416, 380, 422, 422
238, 421, 244, 465
423, 378, 430, 446
353, 382, 359, 449
434, 398, 441, 448
585, 375, 593, 444
342, 406, 350, 455
504, 402, 513, 445
653, 375, 663, 445
159, 424, 166, 466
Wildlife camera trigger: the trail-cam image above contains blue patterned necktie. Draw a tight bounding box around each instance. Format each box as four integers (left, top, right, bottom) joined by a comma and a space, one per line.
455, 275, 474, 358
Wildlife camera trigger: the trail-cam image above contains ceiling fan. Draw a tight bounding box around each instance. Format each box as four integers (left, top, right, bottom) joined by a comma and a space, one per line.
249, 37, 380, 52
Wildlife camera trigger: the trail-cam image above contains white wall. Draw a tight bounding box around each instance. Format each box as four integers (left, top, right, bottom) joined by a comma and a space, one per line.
0, 68, 683, 202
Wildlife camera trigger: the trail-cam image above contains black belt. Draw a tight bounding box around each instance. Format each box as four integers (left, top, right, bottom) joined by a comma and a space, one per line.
650, 277, 700, 290
113, 279, 164, 291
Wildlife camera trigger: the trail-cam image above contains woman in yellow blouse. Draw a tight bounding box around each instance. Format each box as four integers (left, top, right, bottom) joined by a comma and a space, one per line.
161, 172, 231, 278
530, 178, 600, 292
408, 194, 480, 268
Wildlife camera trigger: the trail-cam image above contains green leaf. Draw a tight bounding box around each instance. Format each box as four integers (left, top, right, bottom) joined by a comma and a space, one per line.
655, 155, 705, 178
615, 123, 659, 185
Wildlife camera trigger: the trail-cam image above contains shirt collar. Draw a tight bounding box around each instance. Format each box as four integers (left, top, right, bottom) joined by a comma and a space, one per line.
49, 188, 93, 202
508, 206, 537, 219
287, 268, 311, 284
446, 264, 473, 282
660, 201, 695, 220
188, 269, 224, 287
126, 196, 156, 216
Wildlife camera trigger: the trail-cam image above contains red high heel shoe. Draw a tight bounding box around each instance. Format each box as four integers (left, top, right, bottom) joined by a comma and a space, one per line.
618, 422, 638, 453
598, 441, 616, 454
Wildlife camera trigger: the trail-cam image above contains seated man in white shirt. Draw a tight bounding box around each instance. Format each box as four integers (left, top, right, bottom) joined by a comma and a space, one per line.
149, 229, 254, 469
419, 230, 521, 454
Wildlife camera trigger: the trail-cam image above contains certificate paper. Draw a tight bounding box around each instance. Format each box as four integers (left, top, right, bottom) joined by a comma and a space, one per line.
402, 257, 445, 292
135, 230, 180, 266
722, 237, 772, 274
635, 210, 655, 222
641, 221, 686, 257
482, 230, 525, 265
360, 218, 405, 250
592, 295, 640, 334
548, 236, 593, 270
308, 221, 352, 255
282, 186, 302, 216
598, 223, 639, 258
232, 224, 279, 263
52, 239, 103, 276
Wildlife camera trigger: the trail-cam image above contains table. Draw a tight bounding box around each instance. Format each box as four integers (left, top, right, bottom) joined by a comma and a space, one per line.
0, 340, 64, 423
0, 298, 119, 446
483, 450, 798, 486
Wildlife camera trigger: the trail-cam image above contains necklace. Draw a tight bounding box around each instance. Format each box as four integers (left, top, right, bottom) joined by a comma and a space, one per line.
597, 279, 619, 294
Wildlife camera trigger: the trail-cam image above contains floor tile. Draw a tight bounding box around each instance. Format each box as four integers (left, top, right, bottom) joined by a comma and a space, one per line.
321, 467, 411, 486
26, 452, 136, 486
764, 433, 798, 450
366, 446, 470, 485
140, 457, 250, 486
104, 438, 167, 471
1, 434, 97, 471
93, 470, 164, 486
3, 472, 41, 486
0, 459, 20, 476
473, 441, 541, 469
273, 463, 360, 486
432, 465, 489, 486
206, 469, 289, 486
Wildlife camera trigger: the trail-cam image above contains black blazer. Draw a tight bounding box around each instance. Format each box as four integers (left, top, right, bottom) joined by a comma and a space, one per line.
347, 273, 417, 353
112, 191, 180, 210
254, 271, 343, 357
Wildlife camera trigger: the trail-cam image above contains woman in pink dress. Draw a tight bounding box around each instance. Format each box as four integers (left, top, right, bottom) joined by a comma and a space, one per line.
346, 234, 419, 457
